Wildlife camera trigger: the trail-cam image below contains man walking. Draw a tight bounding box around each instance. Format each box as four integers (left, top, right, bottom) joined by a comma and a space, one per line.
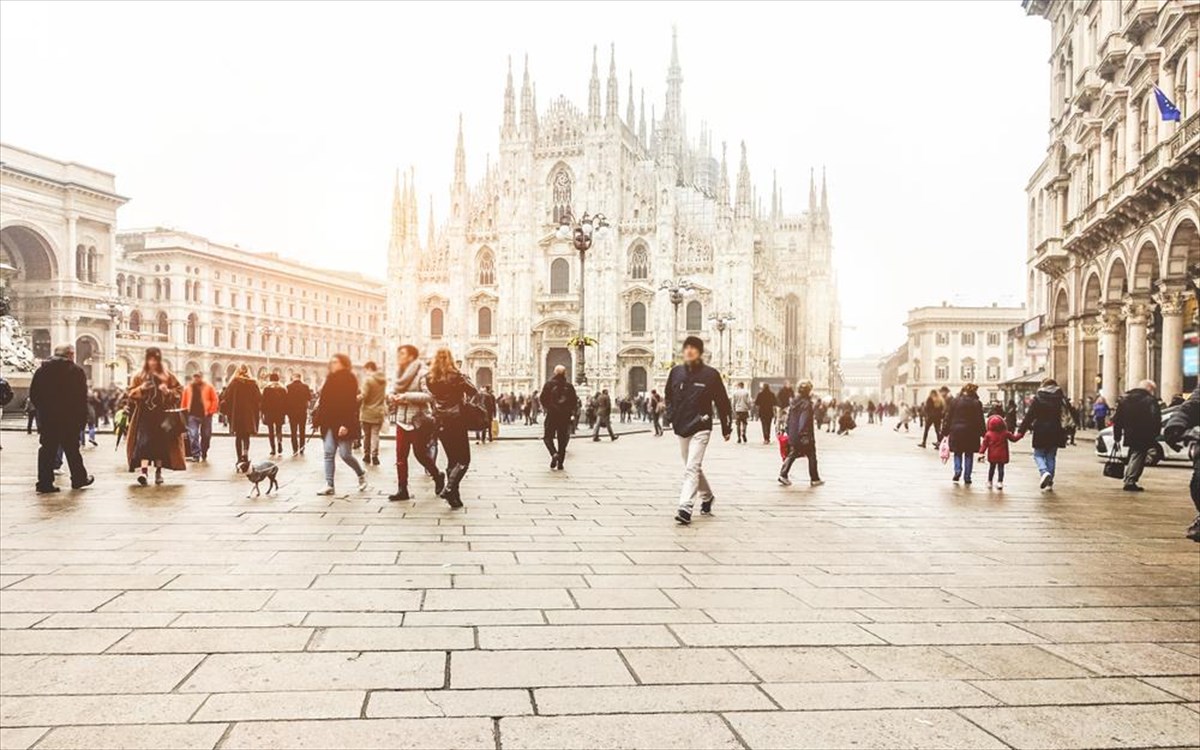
649, 389, 664, 436
539, 364, 577, 470
285, 373, 312, 456
666, 336, 732, 525
591, 388, 618, 442
775, 381, 794, 426
755, 383, 775, 444
261, 373, 289, 457
358, 361, 387, 466
180, 371, 219, 461
387, 344, 443, 501
477, 386, 497, 444
1112, 379, 1161, 493
730, 381, 751, 444
29, 344, 92, 493
779, 380, 823, 487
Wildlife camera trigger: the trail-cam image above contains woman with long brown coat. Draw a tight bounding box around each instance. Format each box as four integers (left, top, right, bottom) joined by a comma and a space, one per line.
126, 347, 187, 485
221, 365, 261, 470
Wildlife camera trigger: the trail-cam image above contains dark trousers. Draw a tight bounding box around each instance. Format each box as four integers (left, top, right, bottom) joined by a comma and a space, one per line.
1190, 462, 1200, 513
289, 415, 307, 453
543, 416, 571, 461
26, 413, 36, 433
780, 444, 819, 481
988, 462, 1006, 483
652, 413, 663, 435
438, 424, 471, 472
396, 425, 439, 486
266, 420, 285, 454
592, 418, 616, 440
735, 412, 748, 442
759, 414, 772, 442
921, 419, 941, 446
234, 432, 251, 463
38, 427, 86, 488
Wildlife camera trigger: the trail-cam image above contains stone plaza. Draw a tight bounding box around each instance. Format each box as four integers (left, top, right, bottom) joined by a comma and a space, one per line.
0, 421, 1196, 749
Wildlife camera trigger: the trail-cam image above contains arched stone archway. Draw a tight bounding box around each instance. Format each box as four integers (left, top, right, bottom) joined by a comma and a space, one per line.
1166, 219, 1199, 279
0, 224, 57, 281
75, 335, 101, 384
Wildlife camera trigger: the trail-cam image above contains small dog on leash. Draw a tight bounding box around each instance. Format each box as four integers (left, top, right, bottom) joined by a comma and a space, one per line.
245, 460, 279, 497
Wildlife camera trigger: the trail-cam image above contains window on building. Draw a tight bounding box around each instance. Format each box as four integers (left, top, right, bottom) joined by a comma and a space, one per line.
986, 358, 1001, 381
630, 301, 647, 334
477, 249, 496, 286
128, 310, 142, 332
231, 292, 239, 308
986, 331, 1001, 347
960, 359, 975, 381
628, 244, 649, 279
86, 247, 98, 282
550, 258, 570, 294
163, 278, 171, 300
935, 331, 949, 346
477, 306, 492, 337
685, 300, 702, 332
75, 245, 87, 280
213, 328, 222, 348
157, 312, 169, 338
934, 357, 949, 382
154, 278, 163, 300
430, 308, 444, 338
961, 331, 975, 346
186, 314, 197, 345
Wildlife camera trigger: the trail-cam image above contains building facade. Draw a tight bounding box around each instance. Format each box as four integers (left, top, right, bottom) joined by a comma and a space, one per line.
1, 143, 386, 389
1023, 0, 1199, 405
904, 303, 1028, 406
839, 355, 885, 402
386, 32, 841, 397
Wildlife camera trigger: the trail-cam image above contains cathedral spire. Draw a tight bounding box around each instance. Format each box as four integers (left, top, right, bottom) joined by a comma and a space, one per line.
588, 45, 601, 125
426, 195, 435, 252
626, 71, 635, 128
808, 168, 817, 214
502, 55, 516, 139
519, 54, 533, 137
717, 141, 729, 205
390, 167, 405, 252
605, 43, 619, 125
820, 166, 829, 218
453, 114, 466, 190
663, 26, 684, 164
638, 89, 647, 149
771, 170, 778, 221
406, 167, 417, 238
735, 141, 751, 219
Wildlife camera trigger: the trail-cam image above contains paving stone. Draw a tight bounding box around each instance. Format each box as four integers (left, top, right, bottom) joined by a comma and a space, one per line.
1016, 620, 1200, 643
171, 612, 306, 628
164, 574, 315, 589
732, 646, 873, 682
0, 613, 47, 629
727, 708, 1008, 749
451, 649, 634, 688
500, 713, 741, 749
312, 574, 453, 589
264, 589, 421, 612
8, 574, 175, 590
621, 647, 757, 683
309, 626, 473, 651
98, 590, 270, 612
0, 727, 47, 750
107, 626, 313, 653
0, 590, 120, 612
671, 622, 881, 647
477, 624, 678, 649
422, 588, 573, 610
0, 654, 203, 695
861, 622, 1046, 645
366, 689, 533, 718
1140, 676, 1200, 701
0, 628, 128, 654
840, 646, 989, 680
32, 723, 227, 750
535, 684, 773, 714
401, 610, 543, 626
971, 677, 1181, 705
545, 608, 710, 625
0, 693, 205, 727
763, 679, 999, 710
939, 645, 1093, 678
960, 703, 1200, 749
1041, 642, 1200, 676
191, 689, 364, 721
219, 718, 495, 749
179, 651, 445, 692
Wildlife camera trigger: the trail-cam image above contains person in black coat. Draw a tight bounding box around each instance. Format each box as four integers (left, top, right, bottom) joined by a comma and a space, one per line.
1017, 378, 1070, 490
1163, 387, 1200, 540
424, 347, 478, 509
778, 380, 823, 487
285, 374, 313, 456
942, 383, 985, 485
312, 354, 367, 495
665, 336, 732, 525
1112, 380, 1162, 492
755, 383, 775, 444
220, 365, 261, 470
260, 373, 289, 457
29, 344, 92, 493
539, 365, 577, 470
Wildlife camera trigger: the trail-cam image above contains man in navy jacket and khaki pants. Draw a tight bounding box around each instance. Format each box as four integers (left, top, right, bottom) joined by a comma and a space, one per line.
665, 336, 733, 526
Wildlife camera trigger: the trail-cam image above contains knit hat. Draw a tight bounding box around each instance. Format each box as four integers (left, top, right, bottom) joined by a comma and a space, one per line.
682, 335, 705, 353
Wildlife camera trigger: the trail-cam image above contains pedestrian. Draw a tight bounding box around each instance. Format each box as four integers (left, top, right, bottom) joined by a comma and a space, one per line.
1162, 387, 1200, 541
424, 347, 478, 509
730, 381, 751, 444
29, 344, 93, 493
357, 361, 387, 466
477, 386, 497, 444
285, 374, 312, 456
918, 389, 944, 448
387, 344, 442, 501
978, 414, 1021, 490
755, 383, 775, 444
649, 389, 664, 436
591, 388, 618, 442
943, 382, 986, 485
836, 401, 856, 435
81, 393, 99, 448
778, 379, 823, 487
23, 396, 37, 434
775, 381, 794, 426
1111, 379, 1162, 493
221, 365, 261, 472
261, 373, 289, 457
867, 400, 877, 425
180, 371, 219, 462
126, 347, 186, 486
313, 353, 369, 496
1017, 377, 1070, 490
893, 403, 912, 432
666, 336, 732, 525
539, 364, 577, 470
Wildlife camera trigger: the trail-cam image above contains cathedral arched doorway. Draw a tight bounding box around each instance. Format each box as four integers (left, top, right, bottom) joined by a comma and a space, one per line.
627, 366, 647, 398
545, 347, 572, 383
75, 335, 100, 384
784, 295, 803, 380
476, 367, 494, 390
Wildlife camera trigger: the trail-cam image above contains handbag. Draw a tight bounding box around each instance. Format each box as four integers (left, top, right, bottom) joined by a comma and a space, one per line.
938, 437, 951, 464
1102, 447, 1125, 479
461, 394, 489, 431
777, 432, 790, 459
160, 408, 187, 437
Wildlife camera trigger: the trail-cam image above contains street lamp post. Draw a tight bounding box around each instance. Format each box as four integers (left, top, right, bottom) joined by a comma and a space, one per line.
708, 312, 735, 370
96, 295, 132, 386
556, 210, 610, 387
257, 323, 283, 375
658, 278, 694, 363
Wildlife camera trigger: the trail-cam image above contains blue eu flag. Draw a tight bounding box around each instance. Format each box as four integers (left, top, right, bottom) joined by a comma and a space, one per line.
1153, 86, 1182, 122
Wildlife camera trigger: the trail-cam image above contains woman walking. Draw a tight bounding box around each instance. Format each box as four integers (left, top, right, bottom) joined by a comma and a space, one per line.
919, 389, 945, 448
943, 383, 986, 485
126, 347, 186, 486
424, 347, 477, 509
221, 365, 261, 471
313, 354, 369, 496
1017, 377, 1070, 490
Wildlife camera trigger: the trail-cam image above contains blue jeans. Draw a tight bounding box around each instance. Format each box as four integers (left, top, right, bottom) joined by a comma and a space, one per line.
186, 415, 213, 459
1033, 447, 1057, 477
953, 452, 974, 481
323, 429, 364, 488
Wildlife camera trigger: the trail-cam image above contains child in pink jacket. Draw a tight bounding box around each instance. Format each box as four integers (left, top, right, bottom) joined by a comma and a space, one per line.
978, 414, 1022, 489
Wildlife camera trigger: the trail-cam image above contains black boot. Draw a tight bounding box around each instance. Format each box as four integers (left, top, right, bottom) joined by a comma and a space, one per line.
431, 469, 446, 496
440, 464, 466, 509
388, 484, 410, 502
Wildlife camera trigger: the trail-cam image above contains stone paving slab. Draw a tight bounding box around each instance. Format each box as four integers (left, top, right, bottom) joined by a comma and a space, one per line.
1, 424, 1197, 748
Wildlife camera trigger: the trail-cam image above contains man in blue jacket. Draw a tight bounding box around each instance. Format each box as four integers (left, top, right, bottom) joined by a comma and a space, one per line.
778, 380, 824, 488
665, 336, 732, 525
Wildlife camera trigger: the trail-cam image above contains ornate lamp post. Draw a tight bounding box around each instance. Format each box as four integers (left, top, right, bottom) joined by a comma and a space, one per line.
708, 312, 735, 370
96, 295, 132, 386
658, 278, 694, 363
556, 210, 610, 386
256, 323, 284, 375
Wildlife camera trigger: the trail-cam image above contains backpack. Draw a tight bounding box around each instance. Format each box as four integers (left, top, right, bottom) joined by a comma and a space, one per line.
1059, 399, 1076, 432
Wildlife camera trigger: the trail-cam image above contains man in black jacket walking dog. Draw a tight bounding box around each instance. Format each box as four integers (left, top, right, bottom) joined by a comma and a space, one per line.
665, 336, 732, 525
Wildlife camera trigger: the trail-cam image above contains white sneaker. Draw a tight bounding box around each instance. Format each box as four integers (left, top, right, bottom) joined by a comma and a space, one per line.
996, 482, 1004, 490
810, 479, 824, 487
316, 486, 335, 496
357, 474, 369, 492
987, 481, 993, 488
777, 475, 792, 486
1039, 472, 1053, 489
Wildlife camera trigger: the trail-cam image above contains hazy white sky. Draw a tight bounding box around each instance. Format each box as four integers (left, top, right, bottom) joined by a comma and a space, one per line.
0, 0, 1049, 356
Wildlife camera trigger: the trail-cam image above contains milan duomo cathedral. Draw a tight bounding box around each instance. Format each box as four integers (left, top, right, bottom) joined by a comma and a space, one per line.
386, 31, 841, 397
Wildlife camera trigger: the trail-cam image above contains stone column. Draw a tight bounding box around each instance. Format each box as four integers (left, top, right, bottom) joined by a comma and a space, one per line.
66, 215, 78, 280
1154, 286, 1188, 400
1100, 306, 1122, 405
1123, 297, 1152, 386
